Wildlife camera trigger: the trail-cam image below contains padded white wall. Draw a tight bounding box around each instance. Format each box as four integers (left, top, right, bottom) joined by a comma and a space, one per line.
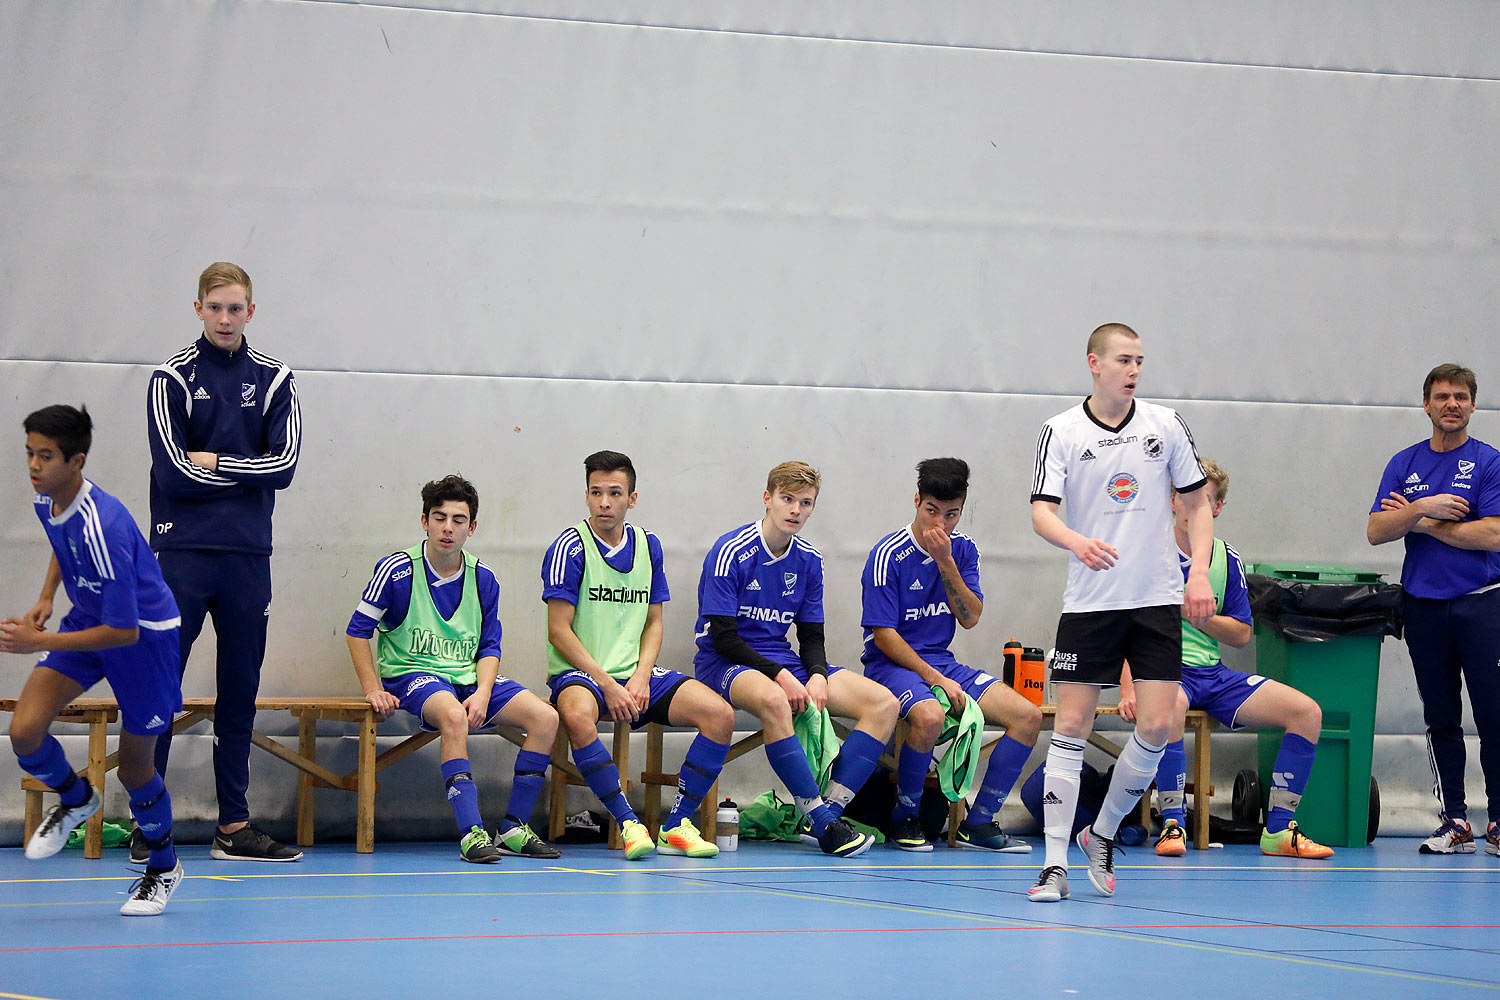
2, 0, 1496, 839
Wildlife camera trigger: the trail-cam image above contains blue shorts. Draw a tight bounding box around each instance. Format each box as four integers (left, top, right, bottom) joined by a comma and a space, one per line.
1180, 662, 1269, 730
864, 658, 998, 718
39, 626, 182, 736
695, 659, 844, 700
547, 667, 690, 729
383, 672, 529, 730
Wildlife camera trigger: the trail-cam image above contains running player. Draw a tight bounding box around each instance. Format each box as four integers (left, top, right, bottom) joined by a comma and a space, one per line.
146, 262, 303, 862
860, 458, 1041, 852
1027, 323, 1216, 901
1368, 363, 1500, 856
346, 475, 561, 862
543, 450, 734, 860
1118, 458, 1333, 859
693, 461, 891, 858
4, 405, 185, 914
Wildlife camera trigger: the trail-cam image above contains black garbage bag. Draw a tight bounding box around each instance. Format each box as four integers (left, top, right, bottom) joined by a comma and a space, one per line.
1247, 574, 1404, 642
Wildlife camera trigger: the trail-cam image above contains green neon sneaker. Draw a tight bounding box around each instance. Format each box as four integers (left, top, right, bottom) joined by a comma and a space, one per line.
657, 818, 719, 858
497, 822, 562, 859
620, 819, 655, 861
460, 826, 502, 864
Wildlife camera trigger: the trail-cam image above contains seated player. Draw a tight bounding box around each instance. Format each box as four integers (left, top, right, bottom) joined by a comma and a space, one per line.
347, 475, 562, 862
1118, 458, 1332, 859
860, 458, 1042, 852
693, 461, 894, 858
3, 405, 184, 915
544, 450, 735, 860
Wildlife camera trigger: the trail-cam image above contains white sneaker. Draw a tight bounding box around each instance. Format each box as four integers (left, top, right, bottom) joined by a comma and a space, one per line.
1075, 824, 1117, 896
120, 860, 184, 916
1027, 865, 1070, 902
25, 789, 102, 859
1419, 817, 1475, 855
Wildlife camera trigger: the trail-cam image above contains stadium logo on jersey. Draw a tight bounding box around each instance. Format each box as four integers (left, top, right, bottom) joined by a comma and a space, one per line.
904, 601, 952, 622
783, 572, 797, 595
1142, 434, 1163, 459
746, 579, 761, 591
909, 579, 924, 591
588, 584, 651, 604
1097, 434, 1138, 447
739, 606, 795, 624
1106, 472, 1140, 504
193, 386, 211, 401
1080, 448, 1096, 462
408, 628, 479, 661
390, 566, 412, 584
241, 383, 257, 408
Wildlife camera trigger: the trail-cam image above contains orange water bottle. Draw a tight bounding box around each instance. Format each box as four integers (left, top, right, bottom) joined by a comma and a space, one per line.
1003, 638, 1023, 691
1015, 645, 1046, 706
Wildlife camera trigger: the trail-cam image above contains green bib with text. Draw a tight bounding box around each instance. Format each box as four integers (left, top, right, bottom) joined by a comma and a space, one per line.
546, 522, 652, 679
1181, 537, 1229, 668
377, 544, 481, 686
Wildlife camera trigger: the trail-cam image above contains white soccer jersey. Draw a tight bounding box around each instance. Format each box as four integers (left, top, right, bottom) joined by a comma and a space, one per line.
1031, 398, 1206, 613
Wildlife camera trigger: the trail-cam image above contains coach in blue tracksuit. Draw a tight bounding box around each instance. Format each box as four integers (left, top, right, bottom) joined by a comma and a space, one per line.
145, 262, 303, 862
1369, 362, 1500, 858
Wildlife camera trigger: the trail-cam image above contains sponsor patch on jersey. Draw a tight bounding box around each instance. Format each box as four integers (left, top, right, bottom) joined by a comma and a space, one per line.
1106, 472, 1140, 503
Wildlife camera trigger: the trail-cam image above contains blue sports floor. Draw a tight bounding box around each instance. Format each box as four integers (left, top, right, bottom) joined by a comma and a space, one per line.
2, 838, 1496, 999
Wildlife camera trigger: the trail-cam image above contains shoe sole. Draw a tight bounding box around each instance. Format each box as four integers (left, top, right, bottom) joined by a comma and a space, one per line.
1028, 882, 1069, 903
656, 842, 719, 858
496, 847, 563, 859
957, 838, 1033, 854
1418, 843, 1475, 855
1488, 842, 1499, 857
209, 848, 304, 862
25, 797, 104, 860
1156, 843, 1187, 858
889, 840, 933, 852
120, 869, 183, 916
827, 834, 875, 859
461, 853, 503, 864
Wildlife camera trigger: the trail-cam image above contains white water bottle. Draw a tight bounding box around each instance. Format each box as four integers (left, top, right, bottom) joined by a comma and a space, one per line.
716, 798, 739, 852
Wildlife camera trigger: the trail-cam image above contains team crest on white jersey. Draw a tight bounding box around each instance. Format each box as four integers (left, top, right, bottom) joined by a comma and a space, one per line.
1142, 434, 1163, 459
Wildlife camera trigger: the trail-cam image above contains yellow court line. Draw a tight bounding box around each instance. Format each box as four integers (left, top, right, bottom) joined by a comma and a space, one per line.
0, 991, 66, 1000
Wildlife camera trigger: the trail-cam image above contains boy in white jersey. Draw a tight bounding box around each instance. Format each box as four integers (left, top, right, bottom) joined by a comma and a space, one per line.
1027, 323, 1216, 901
346, 475, 562, 862
543, 450, 734, 860
861, 458, 1043, 852
1118, 458, 1332, 860
694, 461, 893, 858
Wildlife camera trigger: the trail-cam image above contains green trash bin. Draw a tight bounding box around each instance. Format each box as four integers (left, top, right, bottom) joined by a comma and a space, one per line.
1249, 563, 1393, 848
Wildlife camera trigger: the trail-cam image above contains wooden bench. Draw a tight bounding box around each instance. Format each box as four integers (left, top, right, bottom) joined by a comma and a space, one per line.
2, 696, 526, 857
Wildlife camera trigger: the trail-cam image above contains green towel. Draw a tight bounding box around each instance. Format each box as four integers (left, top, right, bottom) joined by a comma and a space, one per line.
738, 790, 883, 844
930, 685, 985, 802
66, 819, 132, 849
793, 704, 839, 793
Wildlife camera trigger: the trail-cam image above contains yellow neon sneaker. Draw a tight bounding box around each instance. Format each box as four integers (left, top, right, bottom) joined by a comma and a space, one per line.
1260, 821, 1334, 859
620, 819, 655, 861
657, 818, 719, 858
1155, 818, 1187, 857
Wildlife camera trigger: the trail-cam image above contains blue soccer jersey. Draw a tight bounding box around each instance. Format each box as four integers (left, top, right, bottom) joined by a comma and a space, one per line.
34, 480, 180, 632
1372, 437, 1500, 599
693, 521, 825, 673
860, 525, 982, 669
345, 543, 503, 660
540, 522, 670, 606
1178, 541, 1251, 625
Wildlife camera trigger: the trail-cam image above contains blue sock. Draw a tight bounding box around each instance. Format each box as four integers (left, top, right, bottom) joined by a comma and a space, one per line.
574, 739, 637, 825
892, 744, 933, 823
964, 735, 1030, 827
1266, 733, 1318, 834
17, 736, 90, 807
765, 736, 834, 834
824, 730, 886, 819
126, 773, 177, 870
441, 758, 484, 833
666, 735, 729, 829
500, 749, 550, 833
1156, 739, 1187, 827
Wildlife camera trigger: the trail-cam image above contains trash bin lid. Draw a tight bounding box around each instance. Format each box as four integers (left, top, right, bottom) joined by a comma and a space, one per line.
1250, 562, 1385, 584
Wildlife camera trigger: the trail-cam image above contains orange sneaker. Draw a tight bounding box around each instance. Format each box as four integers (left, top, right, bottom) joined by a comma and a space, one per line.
1155, 818, 1187, 857
1260, 821, 1334, 859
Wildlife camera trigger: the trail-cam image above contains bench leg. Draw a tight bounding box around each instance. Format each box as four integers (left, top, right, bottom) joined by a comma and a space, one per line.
297, 715, 316, 848
699, 778, 718, 840
548, 729, 570, 842
356, 710, 377, 853
1192, 718, 1211, 850
643, 723, 663, 838
84, 714, 107, 859
23, 786, 41, 851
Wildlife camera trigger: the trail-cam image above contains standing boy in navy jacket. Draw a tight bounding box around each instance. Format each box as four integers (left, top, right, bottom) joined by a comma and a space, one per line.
145, 262, 303, 861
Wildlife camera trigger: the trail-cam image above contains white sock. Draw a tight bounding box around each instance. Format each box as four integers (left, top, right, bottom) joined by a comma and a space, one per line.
1094, 733, 1165, 839
1042, 735, 1085, 869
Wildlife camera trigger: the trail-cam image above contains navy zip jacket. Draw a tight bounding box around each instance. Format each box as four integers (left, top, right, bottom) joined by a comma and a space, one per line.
147, 334, 302, 555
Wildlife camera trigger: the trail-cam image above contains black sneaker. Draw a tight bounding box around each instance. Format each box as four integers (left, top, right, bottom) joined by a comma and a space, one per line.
460, 826, 503, 864
888, 816, 933, 852
817, 817, 874, 858
128, 827, 151, 864
496, 823, 562, 859
210, 824, 303, 862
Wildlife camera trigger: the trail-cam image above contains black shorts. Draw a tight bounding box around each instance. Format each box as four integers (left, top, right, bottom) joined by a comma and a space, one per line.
1051, 605, 1182, 686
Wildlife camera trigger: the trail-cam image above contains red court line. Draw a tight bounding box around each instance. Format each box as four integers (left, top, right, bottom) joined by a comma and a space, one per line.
3, 923, 1495, 954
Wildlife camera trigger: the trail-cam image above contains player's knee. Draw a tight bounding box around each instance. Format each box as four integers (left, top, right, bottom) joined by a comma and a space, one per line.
117, 757, 154, 790
701, 699, 735, 743
529, 702, 560, 743
7, 720, 43, 758
434, 703, 468, 735
1175, 689, 1191, 717
560, 703, 599, 745
1289, 696, 1322, 738
754, 688, 793, 730
1011, 702, 1043, 745
905, 702, 943, 748
866, 691, 900, 735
